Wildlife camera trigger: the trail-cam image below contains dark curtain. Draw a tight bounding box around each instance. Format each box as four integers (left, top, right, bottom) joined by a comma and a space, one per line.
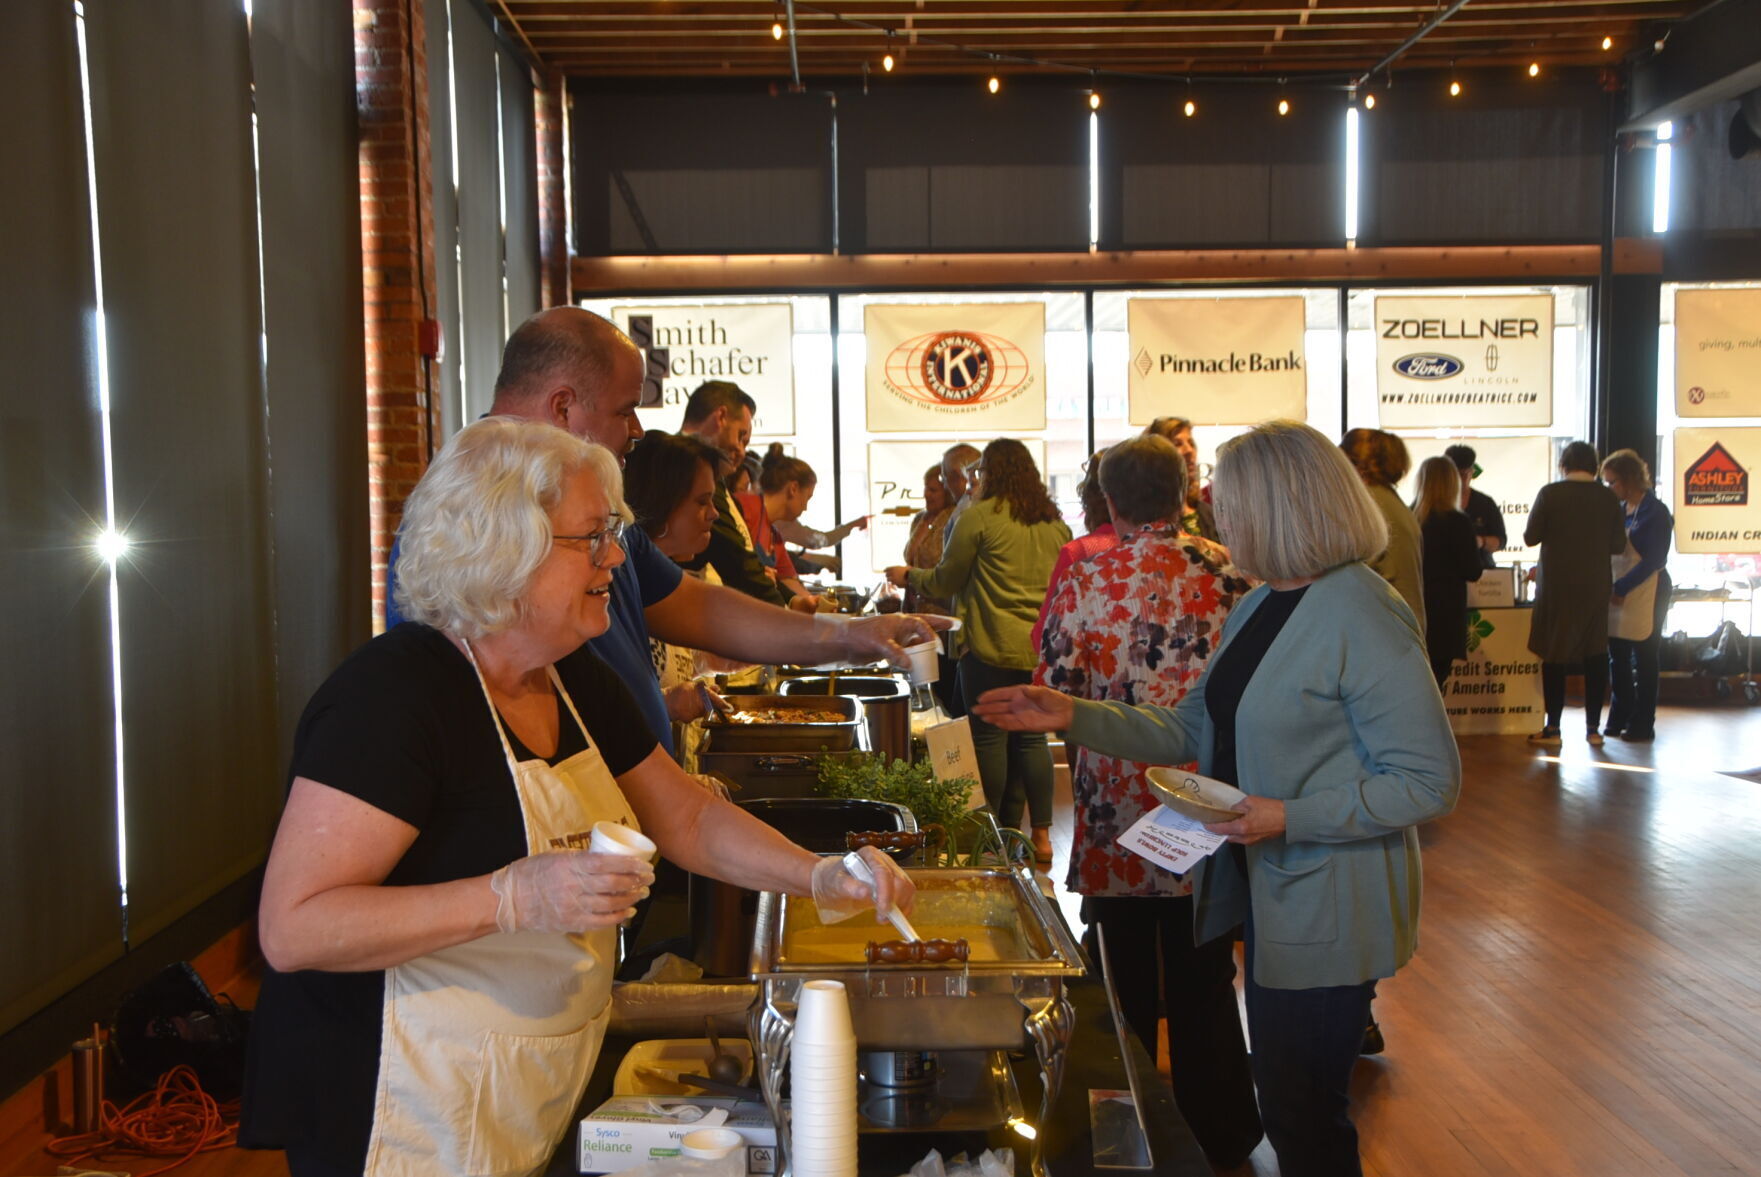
0, 0, 124, 1036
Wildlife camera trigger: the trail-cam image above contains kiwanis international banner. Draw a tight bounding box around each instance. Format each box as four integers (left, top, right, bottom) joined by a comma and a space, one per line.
1126, 297, 1307, 426
1375, 294, 1553, 429
1397, 435, 1551, 559
1675, 288, 1761, 417
1674, 427, 1761, 554
1442, 607, 1545, 735
612, 303, 796, 435
863, 439, 1045, 573
864, 302, 1047, 433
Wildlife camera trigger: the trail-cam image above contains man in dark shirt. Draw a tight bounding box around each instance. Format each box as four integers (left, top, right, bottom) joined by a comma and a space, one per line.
1446, 444, 1507, 569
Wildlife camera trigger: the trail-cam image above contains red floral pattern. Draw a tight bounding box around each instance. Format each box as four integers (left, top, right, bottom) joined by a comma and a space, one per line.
1035, 526, 1251, 897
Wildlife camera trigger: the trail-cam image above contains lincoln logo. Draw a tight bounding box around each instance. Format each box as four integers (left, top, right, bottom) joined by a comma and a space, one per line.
1684, 442, 1748, 506
884, 330, 1033, 407
1484, 344, 1500, 372
1393, 353, 1464, 380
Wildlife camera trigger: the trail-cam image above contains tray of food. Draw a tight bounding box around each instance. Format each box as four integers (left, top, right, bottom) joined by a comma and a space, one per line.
701, 694, 864, 753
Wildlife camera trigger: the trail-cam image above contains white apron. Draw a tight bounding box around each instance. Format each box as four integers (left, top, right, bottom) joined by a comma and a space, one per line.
362, 646, 641, 1177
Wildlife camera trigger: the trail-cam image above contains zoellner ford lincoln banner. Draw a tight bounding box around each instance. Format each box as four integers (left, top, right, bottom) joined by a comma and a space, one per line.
1126, 296, 1308, 426
1375, 294, 1554, 429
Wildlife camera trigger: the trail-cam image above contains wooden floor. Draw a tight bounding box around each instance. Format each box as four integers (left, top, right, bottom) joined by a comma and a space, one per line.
7, 703, 1761, 1176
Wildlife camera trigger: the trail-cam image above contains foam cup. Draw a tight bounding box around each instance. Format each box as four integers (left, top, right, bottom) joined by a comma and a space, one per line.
589, 821, 656, 858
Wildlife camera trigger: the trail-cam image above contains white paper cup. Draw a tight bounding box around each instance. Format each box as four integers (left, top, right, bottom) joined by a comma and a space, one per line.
794, 980, 854, 1037
680, 1127, 743, 1160
902, 639, 940, 686
589, 820, 656, 858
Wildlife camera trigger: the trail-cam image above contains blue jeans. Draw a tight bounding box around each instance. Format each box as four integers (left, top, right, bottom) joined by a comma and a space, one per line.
1243, 918, 1377, 1177
957, 653, 1054, 829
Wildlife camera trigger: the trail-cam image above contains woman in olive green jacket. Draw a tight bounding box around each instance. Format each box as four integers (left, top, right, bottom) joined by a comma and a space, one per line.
887, 439, 1070, 859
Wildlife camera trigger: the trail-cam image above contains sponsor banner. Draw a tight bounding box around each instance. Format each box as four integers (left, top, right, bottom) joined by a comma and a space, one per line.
611, 303, 795, 435
1676, 287, 1761, 417
1125, 297, 1308, 426
864, 302, 1047, 433
1443, 607, 1546, 735
1397, 435, 1552, 560
1675, 427, 1761, 553
864, 440, 1045, 574
1375, 295, 1553, 429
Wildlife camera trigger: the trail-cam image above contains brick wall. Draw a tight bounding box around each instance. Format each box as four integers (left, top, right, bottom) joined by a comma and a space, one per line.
354, 0, 439, 629
536, 70, 571, 309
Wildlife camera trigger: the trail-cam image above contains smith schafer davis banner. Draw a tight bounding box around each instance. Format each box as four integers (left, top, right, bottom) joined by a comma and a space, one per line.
1375, 295, 1553, 429
1127, 297, 1308, 426
865, 303, 1047, 433
1675, 288, 1761, 417
1674, 427, 1761, 554
612, 303, 795, 435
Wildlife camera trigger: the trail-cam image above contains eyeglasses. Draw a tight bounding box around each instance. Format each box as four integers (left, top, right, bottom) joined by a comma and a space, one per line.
551, 517, 627, 566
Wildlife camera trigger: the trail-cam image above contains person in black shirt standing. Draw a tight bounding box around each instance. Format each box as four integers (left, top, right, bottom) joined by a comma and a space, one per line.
1445, 444, 1507, 569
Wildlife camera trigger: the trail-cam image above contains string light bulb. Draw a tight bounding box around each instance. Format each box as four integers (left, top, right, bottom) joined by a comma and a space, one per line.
883, 52, 894, 71
1277, 97, 1290, 116
987, 75, 1000, 95
1528, 61, 1540, 77
1363, 93, 1376, 110
1602, 35, 1613, 51
1088, 90, 1101, 110
771, 20, 783, 40
1184, 98, 1197, 117
1450, 80, 1461, 96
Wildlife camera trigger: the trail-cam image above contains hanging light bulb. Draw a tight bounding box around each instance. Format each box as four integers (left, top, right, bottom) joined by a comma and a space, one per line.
1088, 90, 1101, 111
883, 52, 894, 71
1184, 98, 1197, 117
1449, 79, 1462, 97
1363, 93, 1376, 110
1277, 97, 1290, 116
1602, 35, 1614, 51
987, 75, 1000, 95
771, 20, 783, 40
1528, 61, 1540, 78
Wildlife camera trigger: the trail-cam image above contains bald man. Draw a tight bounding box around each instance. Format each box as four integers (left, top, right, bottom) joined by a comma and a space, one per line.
386, 307, 947, 751
940, 442, 983, 546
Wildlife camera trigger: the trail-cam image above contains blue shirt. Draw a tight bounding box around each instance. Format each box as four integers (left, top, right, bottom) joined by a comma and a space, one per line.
1614, 490, 1673, 597
385, 524, 685, 752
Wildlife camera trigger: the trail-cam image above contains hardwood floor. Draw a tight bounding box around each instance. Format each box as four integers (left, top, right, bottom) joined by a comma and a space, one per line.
6, 704, 1761, 1176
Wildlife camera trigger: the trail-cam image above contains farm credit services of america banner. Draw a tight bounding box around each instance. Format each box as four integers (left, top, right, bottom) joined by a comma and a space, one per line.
1375, 294, 1554, 430
864, 302, 1047, 433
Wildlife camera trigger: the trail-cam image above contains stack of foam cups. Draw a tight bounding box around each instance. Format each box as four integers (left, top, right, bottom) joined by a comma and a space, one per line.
789, 980, 858, 1177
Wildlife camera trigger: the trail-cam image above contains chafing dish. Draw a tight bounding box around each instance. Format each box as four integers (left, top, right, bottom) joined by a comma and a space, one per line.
747, 867, 1084, 1176
700, 694, 864, 755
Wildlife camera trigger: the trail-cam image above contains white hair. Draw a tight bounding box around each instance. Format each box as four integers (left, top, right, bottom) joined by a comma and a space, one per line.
393, 417, 628, 638
1212, 419, 1389, 583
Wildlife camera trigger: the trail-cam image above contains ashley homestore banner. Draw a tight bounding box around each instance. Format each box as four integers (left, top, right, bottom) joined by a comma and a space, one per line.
1674, 427, 1761, 554
864, 302, 1047, 433
613, 302, 796, 435
1375, 294, 1554, 429
1126, 296, 1308, 426
1675, 288, 1761, 418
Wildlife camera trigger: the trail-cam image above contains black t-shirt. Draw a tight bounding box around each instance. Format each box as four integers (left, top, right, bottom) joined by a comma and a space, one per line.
239, 623, 658, 1166
1465, 487, 1506, 567
1205, 586, 1310, 788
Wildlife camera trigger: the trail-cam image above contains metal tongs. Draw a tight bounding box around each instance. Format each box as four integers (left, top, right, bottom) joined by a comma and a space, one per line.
841, 851, 921, 942
698, 681, 735, 724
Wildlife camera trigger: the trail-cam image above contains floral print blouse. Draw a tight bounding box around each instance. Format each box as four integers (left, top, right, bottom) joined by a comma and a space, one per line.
1035, 524, 1252, 897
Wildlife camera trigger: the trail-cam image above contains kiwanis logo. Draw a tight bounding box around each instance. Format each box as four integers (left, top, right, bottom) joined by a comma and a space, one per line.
883, 330, 1034, 412
1684, 442, 1748, 506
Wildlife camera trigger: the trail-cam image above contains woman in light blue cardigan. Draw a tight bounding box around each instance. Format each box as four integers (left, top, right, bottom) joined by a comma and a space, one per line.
974, 420, 1460, 1177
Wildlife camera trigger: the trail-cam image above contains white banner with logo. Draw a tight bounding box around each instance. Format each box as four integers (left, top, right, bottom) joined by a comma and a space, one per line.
1675, 288, 1761, 417
1443, 607, 1546, 735
1126, 297, 1308, 426
864, 302, 1047, 433
863, 440, 1046, 574
1397, 435, 1552, 560
612, 303, 796, 435
1375, 295, 1553, 429
1674, 427, 1761, 554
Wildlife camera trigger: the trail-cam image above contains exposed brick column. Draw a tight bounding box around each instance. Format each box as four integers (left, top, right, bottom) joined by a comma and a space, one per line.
354, 0, 440, 630
536, 69, 572, 309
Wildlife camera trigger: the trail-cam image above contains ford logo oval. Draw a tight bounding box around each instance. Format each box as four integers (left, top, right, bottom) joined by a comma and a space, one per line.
1393, 353, 1464, 380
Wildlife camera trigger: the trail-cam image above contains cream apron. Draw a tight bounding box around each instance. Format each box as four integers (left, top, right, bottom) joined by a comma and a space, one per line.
361, 646, 641, 1177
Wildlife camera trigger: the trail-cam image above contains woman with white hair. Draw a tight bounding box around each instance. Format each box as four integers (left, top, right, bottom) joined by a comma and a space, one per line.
973, 420, 1460, 1177
239, 418, 910, 1177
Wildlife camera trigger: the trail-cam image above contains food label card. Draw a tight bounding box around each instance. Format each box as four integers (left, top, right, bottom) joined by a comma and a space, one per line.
1117, 807, 1227, 876
924, 718, 987, 812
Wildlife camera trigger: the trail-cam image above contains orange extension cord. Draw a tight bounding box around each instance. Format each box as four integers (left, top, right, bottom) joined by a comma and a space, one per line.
45, 1065, 238, 1176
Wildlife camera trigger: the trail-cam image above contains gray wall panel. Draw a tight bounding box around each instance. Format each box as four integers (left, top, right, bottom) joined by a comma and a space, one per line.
427, 0, 463, 437
451, 0, 502, 423
500, 44, 539, 329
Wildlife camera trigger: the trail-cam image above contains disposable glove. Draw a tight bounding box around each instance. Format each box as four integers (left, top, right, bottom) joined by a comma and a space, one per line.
809, 845, 915, 925
488, 849, 653, 935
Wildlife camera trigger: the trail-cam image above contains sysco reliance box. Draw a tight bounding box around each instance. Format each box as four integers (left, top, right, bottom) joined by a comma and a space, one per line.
578, 1096, 779, 1174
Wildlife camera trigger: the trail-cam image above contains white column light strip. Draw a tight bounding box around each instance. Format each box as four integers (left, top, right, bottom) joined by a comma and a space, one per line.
445, 0, 468, 427
1653, 121, 1673, 234
1088, 111, 1100, 251
73, 0, 131, 925
1344, 106, 1360, 243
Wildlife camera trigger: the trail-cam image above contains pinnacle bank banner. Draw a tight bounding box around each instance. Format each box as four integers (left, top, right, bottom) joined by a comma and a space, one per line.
1126, 297, 1308, 426
1375, 295, 1553, 429
1397, 435, 1552, 559
864, 303, 1047, 433
1674, 427, 1761, 554
612, 303, 796, 435
864, 439, 1045, 573
1675, 288, 1761, 417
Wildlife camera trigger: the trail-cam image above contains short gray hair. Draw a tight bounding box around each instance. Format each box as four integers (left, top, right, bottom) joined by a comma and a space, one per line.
1212, 420, 1388, 582
1100, 436, 1186, 526
393, 417, 628, 638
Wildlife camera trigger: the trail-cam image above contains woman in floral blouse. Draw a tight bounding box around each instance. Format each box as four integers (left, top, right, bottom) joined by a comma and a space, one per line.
1035, 434, 1262, 1168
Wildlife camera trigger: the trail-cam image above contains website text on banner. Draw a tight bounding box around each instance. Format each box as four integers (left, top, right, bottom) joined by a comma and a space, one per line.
1675, 288, 1761, 418
1675, 427, 1761, 555
863, 302, 1048, 433
1126, 296, 1308, 426
1442, 607, 1546, 735
613, 302, 797, 435
1375, 294, 1554, 430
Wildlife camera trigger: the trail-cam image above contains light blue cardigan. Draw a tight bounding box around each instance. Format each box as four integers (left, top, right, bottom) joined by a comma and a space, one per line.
1065, 561, 1461, 990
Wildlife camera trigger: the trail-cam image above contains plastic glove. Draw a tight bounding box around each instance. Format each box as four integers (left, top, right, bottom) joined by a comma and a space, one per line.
690, 772, 734, 801
488, 849, 654, 935
809, 845, 915, 926
814, 613, 954, 672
